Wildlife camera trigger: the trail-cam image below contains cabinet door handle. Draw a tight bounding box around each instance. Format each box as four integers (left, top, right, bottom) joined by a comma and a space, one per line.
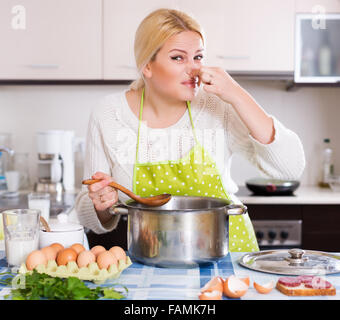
23, 64, 59, 69
117, 65, 137, 70
216, 55, 250, 60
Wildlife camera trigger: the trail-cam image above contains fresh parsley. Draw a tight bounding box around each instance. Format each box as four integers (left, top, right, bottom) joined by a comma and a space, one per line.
0, 270, 127, 300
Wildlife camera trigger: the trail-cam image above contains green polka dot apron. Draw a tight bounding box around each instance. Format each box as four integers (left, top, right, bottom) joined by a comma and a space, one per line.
132, 88, 259, 252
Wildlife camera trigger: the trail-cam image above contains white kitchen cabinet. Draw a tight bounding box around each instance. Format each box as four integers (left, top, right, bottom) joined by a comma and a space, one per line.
104, 0, 296, 79
0, 0, 102, 80
201, 0, 295, 72
296, 0, 340, 13
104, 0, 182, 80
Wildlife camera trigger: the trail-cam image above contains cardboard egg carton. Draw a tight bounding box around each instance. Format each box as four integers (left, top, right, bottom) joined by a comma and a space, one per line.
18, 256, 132, 284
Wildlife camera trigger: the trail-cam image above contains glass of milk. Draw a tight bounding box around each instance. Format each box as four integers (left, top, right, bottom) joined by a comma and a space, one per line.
28, 193, 50, 222
2, 209, 40, 268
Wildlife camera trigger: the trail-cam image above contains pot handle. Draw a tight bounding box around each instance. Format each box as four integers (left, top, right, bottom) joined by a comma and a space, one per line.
225, 204, 247, 215
109, 202, 129, 215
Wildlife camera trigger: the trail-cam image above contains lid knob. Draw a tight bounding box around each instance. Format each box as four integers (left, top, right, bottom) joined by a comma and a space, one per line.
285, 248, 308, 265
288, 248, 305, 259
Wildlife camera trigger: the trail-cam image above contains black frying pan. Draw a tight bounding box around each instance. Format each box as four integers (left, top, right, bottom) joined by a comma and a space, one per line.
245, 178, 300, 196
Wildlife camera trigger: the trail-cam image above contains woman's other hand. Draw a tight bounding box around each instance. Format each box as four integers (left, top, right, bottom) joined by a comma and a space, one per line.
87, 171, 118, 212
200, 66, 275, 144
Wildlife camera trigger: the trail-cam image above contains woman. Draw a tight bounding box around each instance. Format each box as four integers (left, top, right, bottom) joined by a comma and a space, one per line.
75, 8, 305, 252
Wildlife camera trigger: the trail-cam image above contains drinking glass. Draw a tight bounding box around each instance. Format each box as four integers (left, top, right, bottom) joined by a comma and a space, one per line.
28, 193, 50, 222
2, 209, 40, 268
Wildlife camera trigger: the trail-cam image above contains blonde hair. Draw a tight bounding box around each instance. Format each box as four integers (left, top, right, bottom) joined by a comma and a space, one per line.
129, 8, 204, 90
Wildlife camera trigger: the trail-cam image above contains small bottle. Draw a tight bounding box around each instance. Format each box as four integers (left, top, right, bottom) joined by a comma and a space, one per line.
318, 33, 332, 76
0, 152, 6, 190
319, 138, 334, 188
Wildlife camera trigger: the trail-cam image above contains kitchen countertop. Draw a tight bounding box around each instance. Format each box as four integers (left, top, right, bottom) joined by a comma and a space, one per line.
1, 186, 339, 211
0, 251, 339, 300
0, 190, 78, 216
236, 186, 340, 205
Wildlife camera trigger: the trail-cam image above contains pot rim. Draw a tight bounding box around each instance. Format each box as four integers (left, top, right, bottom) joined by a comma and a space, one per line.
125, 195, 231, 211
113, 195, 246, 215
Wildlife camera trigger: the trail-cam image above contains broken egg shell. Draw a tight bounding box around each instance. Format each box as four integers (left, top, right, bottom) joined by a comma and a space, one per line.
200, 276, 224, 293
223, 275, 249, 298
253, 280, 275, 294
199, 290, 222, 300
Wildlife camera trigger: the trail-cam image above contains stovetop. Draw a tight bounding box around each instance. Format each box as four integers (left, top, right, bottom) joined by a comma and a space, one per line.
236, 186, 297, 197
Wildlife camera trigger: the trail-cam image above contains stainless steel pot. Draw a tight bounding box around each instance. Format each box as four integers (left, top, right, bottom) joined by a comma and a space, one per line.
109, 195, 247, 268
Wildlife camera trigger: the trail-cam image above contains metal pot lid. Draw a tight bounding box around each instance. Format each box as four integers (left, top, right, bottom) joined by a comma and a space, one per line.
239, 248, 340, 275
245, 178, 299, 187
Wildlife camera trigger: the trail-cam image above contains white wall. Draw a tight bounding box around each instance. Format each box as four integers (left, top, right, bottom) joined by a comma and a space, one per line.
0, 80, 339, 189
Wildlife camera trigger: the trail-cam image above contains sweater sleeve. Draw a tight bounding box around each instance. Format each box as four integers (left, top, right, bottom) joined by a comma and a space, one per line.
226, 103, 305, 180
75, 109, 121, 234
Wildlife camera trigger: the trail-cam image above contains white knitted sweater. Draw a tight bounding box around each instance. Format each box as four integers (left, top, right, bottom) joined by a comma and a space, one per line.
75, 87, 305, 234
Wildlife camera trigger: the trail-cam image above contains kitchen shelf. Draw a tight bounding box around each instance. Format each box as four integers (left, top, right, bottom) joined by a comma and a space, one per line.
0, 71, 293, 86
0, 80, 132, 85
286, 81, 340, 91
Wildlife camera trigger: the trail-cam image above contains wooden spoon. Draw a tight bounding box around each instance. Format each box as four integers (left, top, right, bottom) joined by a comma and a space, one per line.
40, 216, 51, 232
82, 179, 171, 207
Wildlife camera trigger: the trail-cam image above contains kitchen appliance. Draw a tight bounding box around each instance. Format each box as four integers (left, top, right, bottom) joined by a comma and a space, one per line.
239, 248, 340, 275
253, 220, 302, 250
110, 195, 247, 268
295, 13, 340, 83
245, 178, 300, 196
34, 130, 75, 197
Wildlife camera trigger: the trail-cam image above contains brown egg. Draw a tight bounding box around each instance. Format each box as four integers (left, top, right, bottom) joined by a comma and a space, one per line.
56, 248, 78, 266
50, 243, 64, 254
26, 250, 47, 270
96, 251, 118, 270
70, 243, 86, 254
109, 246, 126, 261
90, 245, 106, 257
41, 246, 57, 261
77, 250, 96, 268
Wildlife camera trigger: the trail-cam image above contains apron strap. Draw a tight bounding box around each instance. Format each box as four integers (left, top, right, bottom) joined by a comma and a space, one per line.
136, 88, 198, 164
187, 100, 199, 144
135, 88, 145, 164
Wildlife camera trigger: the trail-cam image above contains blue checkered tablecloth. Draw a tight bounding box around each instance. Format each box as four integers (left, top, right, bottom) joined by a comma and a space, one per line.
0, 251, 339, 300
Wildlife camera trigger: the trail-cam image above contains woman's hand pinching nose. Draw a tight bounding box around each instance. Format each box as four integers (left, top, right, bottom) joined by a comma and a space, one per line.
199, 66, 241, 105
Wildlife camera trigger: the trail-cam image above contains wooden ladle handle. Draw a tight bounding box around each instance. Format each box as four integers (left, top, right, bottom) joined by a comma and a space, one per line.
82, 179, 141, 201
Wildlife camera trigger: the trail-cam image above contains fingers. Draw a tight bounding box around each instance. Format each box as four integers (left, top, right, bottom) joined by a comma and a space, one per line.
93, 198, 117, 212
99, 189, 117, 202
88, 179, 110, 193
88, 171, 113, 193
90, 187, 118, 212
200, 72, 212, 85
92, 171, 112, 181
88, 171, 118, 211
88, 185, 113, 200
199, 66, 215, 85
